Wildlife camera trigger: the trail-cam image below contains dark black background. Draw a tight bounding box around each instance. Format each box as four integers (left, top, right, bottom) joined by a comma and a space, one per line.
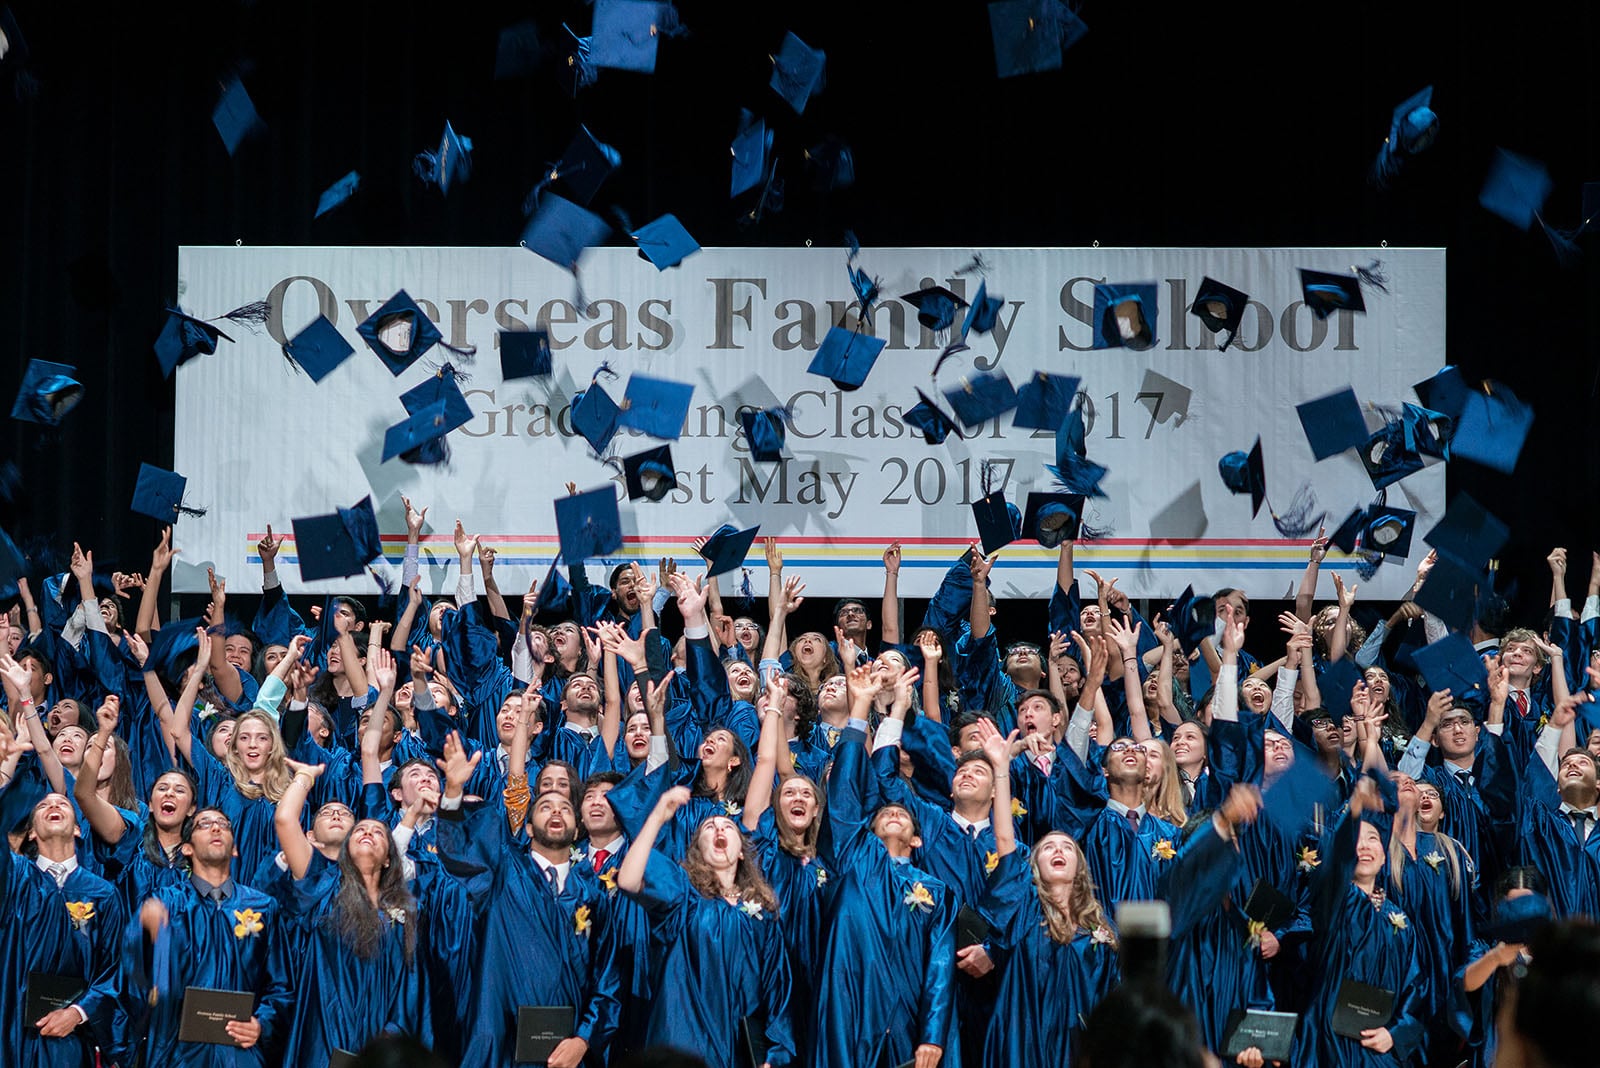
1, 0, 1595, 646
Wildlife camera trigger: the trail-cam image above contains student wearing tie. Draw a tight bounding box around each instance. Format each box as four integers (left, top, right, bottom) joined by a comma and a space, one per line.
123, 807, 293, 1067
1515, 696, 1600, 917
435, 731, 621, 1068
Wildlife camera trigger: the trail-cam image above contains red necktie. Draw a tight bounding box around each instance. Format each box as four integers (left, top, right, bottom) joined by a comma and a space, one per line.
1514, 691, 1529, 718
592, 848, 610, 873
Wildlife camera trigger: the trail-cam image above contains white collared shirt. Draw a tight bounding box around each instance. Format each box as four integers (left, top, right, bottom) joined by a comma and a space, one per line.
951, 813, 992, 839
531, 852, 574, 895
36, 854, 79, 887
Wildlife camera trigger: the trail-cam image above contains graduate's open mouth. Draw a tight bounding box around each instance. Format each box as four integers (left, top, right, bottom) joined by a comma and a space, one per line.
1049, 855, 1069, 871
788, 802, 809, 819
159, 800, 179, 816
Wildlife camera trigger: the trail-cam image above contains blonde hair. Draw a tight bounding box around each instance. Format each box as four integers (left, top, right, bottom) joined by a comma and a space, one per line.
1390, 828, 1467, 901
1502, 628, 1547, 666
220, 711, 294, 801
1143, 739, 1189, 826
1030, 833, 1115, 946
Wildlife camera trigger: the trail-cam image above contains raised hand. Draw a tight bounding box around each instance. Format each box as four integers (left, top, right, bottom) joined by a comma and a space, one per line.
151, 527, 178, 573
891, 666, 922, 713
257, 524, 281, 567
1218, 783, 1263, 829
918, 630, 943, 664
478, 542, 497, 576
410, 645, 434, 680
1308, 523, 1329, 563
1333, 573, 1358, 610
401, 495, 428, 539
1423, 688, 1453, 726
96, 694, 120, 734
285, 759, 326, 782
968, 545, 994, 584
436, 731, 481, 794
1549, 547, 1567, 578
371, 648, 398, 691
453, 519, 478, 560
70, 542, 93, 584
1107, 616, 1141, 659
1220, 616, 1246, 657
846, 661, 881, 705
973, 717, 1017, 770
669, 571, 710, 621
124, 631, 149, 667
656, 784, 692, 819
883, 542, 902, 575
629, 561, 657, 604
1486, 657, 1510, 706
763, 537, 783, 572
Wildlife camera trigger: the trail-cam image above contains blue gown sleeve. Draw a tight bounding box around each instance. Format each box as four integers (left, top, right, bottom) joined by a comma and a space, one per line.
920, 556, 974, 639
977, 849, 1034, 950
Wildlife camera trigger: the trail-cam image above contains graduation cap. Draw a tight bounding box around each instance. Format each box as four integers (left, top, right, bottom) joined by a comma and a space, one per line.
965, 279, 1004, 335
212, 75, 266, 157
1047, 404, 1109, 497
1218, 438, 1265, 517
1319, 657, 1363, 718
1480, 147, 1551, 230
1414, 553, 1488, 633
153, 308, 234, 379
1299, 268, 1365, 319
1412, 366, 1472, 422
904, 390, 964, 445
292, 496, 383, 582
413, 120, 473, 195
11, 360, 83, 426
0, 523, 25, 597
1190, 277, 1248, 351
1260, 750, 1339, 837
1358, 420, 1424, 490
845, 251, 882, 325
808, 326, 886, 391
1451, 382, 1533, 475
555, 486, 624, 563
493, 20, 545, 80
619, 375, 693, 439
499, 330, 552, 381
1012, 372, 1081, 431
630, 214, 699, 270
1402, 402, 1452, 460
522, 194, 611, 272
131, 463, 204, 524
559, 23, 599, 96
1424, 494, 1508, 573
731, 110, 772, 198
381, 400, 451, 464
770, 30, 826, 113
944, 371, 1018, 429
902, 286, 968, 333
548, 126, 622, 206
1371, 86, 1438, 187
623, 445, 678, 501
988, 0, 1089, 78
972, 492, 1020, 556
740, 407, 787, 462
1361, 508, 1416, 559
806, 137, 856, 191
1091, 283, 1158, 350
590, 0, 675, 73
1329, 508, 1365, 554
1021, 492, 1084, 547
282, 316, 355, 383
356, 291, 444, 377
1540, 181, 1600, 265
697, 523, 760, 578
1166, 585, 1215, 655
400, 364, 474, 432
571, 372, 623, 455
1138, 368, 1192, 426
314, 171, 360, 219
1412, 631, 1488, 695
1296, 387, 1369, 461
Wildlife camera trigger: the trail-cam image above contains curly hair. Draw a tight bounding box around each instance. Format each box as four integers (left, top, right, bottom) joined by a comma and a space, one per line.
683, 817, 779, 914
1029, 832, 1115, 947
328, 823, 417, 963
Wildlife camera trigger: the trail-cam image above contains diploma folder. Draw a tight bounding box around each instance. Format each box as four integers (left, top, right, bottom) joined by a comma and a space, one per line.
1222, 1008, 1298, 1061
1241, 878, 1297, 932
955, 903, 991, 949
742, 1014, 765, 1068
328, 1051, 359, 1068
515, 1005, 573, 1063
177, 987, 255, 1045
26, 973, 85, 1024
1330, 978, 1395, 1039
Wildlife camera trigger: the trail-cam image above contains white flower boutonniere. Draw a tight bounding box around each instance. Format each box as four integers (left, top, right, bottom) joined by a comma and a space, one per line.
737, 899, 764, 918
385, 906, 407, 924
1424, 851, 1445, 871
1388, 911, 1408, 932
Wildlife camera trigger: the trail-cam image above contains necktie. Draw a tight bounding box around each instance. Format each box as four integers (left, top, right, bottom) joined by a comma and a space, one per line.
545, 865, 560, 895
1455, 769, 1475, 789
965, 824, 981, 841
1569, 811, 1592, 840
44, 862, 69, 888
592, 848, 610, 873
1126, 809, 1141, 834
1514, 691, 1530, 718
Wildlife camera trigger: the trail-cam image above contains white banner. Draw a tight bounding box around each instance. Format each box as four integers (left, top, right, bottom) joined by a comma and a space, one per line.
173, 246, 1445, 600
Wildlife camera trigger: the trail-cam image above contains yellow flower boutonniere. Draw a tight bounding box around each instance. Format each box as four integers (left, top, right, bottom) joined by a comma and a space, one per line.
1151, 839, 1177, 861
1011, 798, 1028, 819
574, 904, 593, 936
1389, 911, 1408, 932
65, 901, 95, 931
904, 882, 935, 913
599, 869, 618, 895
232, 908, 264, 939
1297, 846, 1320, 873
985, 850, 1000, 875
1246, 919, 1267, 947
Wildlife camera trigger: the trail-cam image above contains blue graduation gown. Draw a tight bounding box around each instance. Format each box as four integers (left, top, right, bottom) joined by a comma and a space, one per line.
279, 865, 433, 1068
186, 742, 309, 881
0, 839, 126, 1068
95, 808, 190, 918
1514, 751, 1600, 918
122, 879, 294, 1067
814, 726, 959, 1068
750, 812, 834, 1063
575, 842, 655, 1057
1051, 745, 1182, 909
1388, 831, 1476, 1064
624, 851, 795, 1068
436, 802, 621, 1067
978, 851, 1118, 1067
1293, 814, 1426, 1067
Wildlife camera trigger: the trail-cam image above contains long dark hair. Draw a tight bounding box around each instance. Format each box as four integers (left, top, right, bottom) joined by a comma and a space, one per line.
328, 824, 417, 963
692, 729, 752, 802
141, 770, 199, 868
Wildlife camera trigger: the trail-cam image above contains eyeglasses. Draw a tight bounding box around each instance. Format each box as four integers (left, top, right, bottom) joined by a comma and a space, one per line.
1108, 741, 1148, 755
1264, 737, 1294, 752
192, 817, 233, 832
837, 606, 868, 618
